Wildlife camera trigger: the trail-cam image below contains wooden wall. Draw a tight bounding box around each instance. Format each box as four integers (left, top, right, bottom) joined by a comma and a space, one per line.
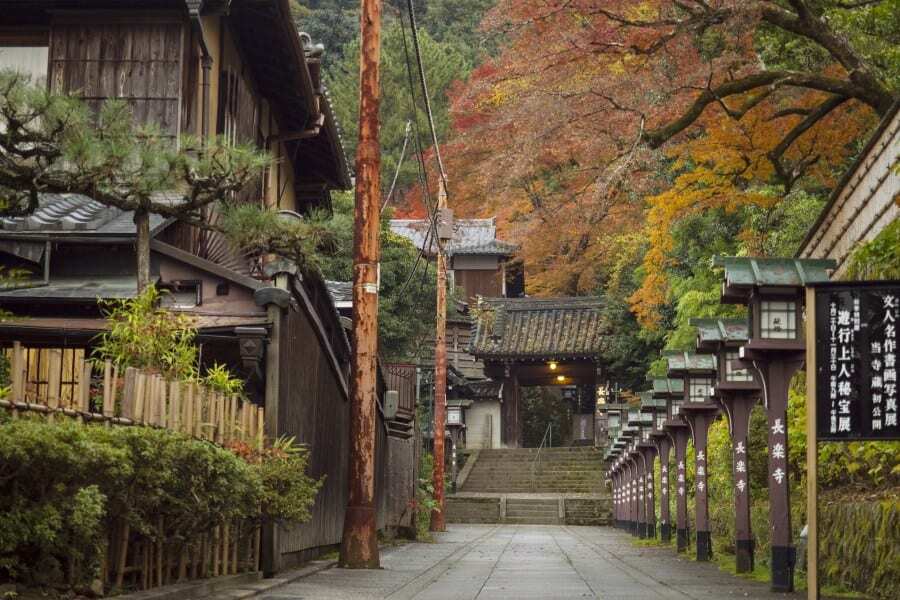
274, 301, 393, 561
49, 19, 185, 139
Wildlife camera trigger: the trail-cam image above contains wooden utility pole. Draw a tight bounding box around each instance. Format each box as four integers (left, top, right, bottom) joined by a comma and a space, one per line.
339, 0, 382, 569
431, 179, 449, 532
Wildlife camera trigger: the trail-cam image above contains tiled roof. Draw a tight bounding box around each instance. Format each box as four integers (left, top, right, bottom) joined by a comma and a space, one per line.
665, 351, 717, 374
389, 218, 517, 257
326, 280, 353, 305
690, 318, 749, 344
0, 276, 140, 300
0, 193, 169, 236
712, 256, 835, 288
650, 377, 684, 396
470, 296, 605, 360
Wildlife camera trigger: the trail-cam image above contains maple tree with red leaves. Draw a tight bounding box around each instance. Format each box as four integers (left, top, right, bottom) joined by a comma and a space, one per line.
420, 0, 897, 301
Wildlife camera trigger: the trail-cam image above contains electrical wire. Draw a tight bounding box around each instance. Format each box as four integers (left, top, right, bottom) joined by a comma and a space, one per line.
381, 120, 412, 213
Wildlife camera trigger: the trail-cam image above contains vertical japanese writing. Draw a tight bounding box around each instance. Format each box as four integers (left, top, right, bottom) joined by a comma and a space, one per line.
677, 460, 685, 497
829, 301, 838, 433
734, 441, 747, 494
696, 449, 706, 494
877, 294, 897, 431
836, 305, 855, 433
770, 417, 787, 488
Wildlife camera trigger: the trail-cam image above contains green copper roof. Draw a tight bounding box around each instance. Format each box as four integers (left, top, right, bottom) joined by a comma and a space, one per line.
641, 397, 667, 411
712, 256, 835, 288
690, 318, 750, 344
650, 377, 684, 396
665, 351, 717, 374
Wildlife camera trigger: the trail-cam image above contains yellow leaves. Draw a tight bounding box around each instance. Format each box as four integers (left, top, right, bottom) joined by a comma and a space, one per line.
478, 77, 533, 109
625, 2, 660, 22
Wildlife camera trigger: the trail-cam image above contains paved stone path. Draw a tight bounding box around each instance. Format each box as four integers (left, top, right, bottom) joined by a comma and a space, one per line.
257, 524, 811, 600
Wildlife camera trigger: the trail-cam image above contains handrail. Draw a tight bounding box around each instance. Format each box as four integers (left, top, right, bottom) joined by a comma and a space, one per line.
530, 422, 553, 491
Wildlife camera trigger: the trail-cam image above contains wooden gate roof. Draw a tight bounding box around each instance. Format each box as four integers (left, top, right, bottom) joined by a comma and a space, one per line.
469, 297, 605, 361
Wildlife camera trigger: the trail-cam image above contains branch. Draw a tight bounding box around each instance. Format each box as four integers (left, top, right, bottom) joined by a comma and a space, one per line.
767, 94, 849, 190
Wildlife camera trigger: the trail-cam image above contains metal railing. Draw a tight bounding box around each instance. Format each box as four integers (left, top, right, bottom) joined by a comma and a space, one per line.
530, 422, 553, 491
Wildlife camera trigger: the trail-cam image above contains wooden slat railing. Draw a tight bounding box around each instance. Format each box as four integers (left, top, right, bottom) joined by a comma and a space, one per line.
2, 342, 264, 448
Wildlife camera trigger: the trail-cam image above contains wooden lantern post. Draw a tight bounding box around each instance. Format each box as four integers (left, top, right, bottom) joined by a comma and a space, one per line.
667, 351, 719, 561
651, 377, 681, 543
714, 256, 834, 592
660, 367, 692, 553
693, 318, 762, 573
641, 392, 667, 540
621, 423, 639, 534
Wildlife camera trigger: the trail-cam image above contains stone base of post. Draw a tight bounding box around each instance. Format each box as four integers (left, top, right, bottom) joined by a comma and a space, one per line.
676, 528, 689, 553
660, 523, 671, 543
696, 530, 712, 561
735, 539, 754, 573
771, 546, 796, 592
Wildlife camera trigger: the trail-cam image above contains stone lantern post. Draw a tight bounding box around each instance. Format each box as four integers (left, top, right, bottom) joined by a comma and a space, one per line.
714, 256, 834, 591
692, 317, 761, 573
667, 351, 719, 561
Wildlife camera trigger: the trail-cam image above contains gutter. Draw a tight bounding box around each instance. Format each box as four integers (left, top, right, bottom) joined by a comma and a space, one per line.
186, 0, 214, 144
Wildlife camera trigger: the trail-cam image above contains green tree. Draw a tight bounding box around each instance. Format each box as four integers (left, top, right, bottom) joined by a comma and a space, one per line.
327, 23, 469, 194
0, 72, 268, 291
318, 193, 436, 360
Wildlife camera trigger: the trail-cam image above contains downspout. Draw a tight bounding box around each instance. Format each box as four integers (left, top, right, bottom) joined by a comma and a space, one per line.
187, 1, 213, 146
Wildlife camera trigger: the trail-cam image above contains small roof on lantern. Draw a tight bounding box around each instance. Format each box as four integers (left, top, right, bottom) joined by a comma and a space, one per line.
665, 351, 717, 376
649, 377, 685, 397
690, 317, 750, 351
712, 256, 835, 304
639, 391, 667, 412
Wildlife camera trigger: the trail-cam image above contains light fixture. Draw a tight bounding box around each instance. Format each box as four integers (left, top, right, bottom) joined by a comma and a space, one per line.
556, 374, 565, 382
549, 361, 558, 371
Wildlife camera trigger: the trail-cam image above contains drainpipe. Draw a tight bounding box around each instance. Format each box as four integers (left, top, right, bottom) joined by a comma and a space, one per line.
187, 1, 213, 146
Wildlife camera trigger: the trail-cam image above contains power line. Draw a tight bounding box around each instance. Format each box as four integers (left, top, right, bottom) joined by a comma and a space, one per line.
382, 120, 412, 213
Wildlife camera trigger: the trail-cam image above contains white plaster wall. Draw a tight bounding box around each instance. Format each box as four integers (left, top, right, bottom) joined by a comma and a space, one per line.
465, 401, 501, 449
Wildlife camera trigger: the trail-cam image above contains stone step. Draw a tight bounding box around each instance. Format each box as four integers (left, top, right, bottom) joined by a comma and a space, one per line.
503, 516, 560, 525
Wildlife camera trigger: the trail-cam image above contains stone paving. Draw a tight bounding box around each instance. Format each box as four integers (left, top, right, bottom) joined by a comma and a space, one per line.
255, 524, 813, 600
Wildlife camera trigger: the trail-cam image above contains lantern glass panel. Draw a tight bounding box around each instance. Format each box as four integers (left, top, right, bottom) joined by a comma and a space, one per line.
725, 351, 753, 382
689, 378, 713, 403
656, 412, 666, 430
642, 429, 650, 442
671, 397, 683, 416
761, 300, 797, 339
608, 413, 620, 429
447, 407, 461, 425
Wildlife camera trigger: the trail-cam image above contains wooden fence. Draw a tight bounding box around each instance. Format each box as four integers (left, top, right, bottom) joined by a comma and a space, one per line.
2, 342, 264, 447
1, 342, 268, 593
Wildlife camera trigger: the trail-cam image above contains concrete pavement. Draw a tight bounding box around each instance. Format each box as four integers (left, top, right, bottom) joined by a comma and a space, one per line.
252, 524, 812, 600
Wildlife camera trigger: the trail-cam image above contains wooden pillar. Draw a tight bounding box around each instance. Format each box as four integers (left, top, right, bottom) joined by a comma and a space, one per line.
757, 357, 803, 592
672, 427, 691, 552
642, 448, 657, 539
656, 436, 672, 542
684, 410, 717, 561
635, 456, 645, 538
721, 393, 758, 573
501, 371, 521, 448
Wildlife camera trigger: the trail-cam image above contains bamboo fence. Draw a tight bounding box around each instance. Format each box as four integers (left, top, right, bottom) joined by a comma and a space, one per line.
2, 342, 264, 447
1, 342, 266, 592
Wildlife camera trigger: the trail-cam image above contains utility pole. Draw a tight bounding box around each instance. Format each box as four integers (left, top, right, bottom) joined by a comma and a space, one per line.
431, 179, 450, 532
339, 0, 382, 569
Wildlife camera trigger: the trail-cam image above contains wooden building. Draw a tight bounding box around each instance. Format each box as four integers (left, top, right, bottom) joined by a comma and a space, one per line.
0, 0, 416, 574
797, 101, 899, 273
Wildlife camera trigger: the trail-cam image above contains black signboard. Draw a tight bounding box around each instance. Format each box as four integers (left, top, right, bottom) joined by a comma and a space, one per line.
814, 282, 900, 441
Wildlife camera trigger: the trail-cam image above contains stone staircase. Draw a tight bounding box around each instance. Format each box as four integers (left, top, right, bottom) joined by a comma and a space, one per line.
461, 447, 606, 494
446, 447, 611, 526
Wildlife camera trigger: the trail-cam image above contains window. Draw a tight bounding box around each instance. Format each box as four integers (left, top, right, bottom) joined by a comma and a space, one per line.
761, 300, 797, 339
0, 33, 48, 86
726, 351, 753, 382
689, 378, 713, 403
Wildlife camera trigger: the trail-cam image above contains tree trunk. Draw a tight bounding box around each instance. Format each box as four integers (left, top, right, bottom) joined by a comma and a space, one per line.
134, 209, 151, 292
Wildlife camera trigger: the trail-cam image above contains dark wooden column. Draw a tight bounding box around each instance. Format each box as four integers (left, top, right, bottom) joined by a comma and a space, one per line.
756, 356, 804, 592
720, 392, 758, 573
672, 426, 691, 552
683, 407, 718, 561
655, 435, 672, 542
641, 447, 657, 539
501, 369, 521, 448
634, 454, 645, 537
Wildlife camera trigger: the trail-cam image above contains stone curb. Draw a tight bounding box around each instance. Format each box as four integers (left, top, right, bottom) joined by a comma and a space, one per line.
113, 560, 336, 600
